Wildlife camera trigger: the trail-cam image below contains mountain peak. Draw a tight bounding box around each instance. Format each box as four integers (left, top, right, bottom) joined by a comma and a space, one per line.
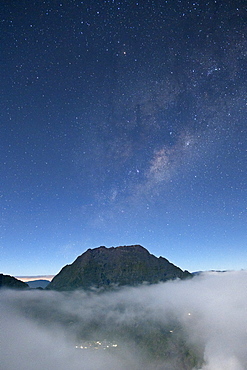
47, 245, 191, 291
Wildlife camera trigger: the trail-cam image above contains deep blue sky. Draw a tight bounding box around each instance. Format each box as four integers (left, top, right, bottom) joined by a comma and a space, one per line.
1, 0, 246, 276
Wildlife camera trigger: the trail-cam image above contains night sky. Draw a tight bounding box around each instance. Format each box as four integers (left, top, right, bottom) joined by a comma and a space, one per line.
1, 0, 247, 276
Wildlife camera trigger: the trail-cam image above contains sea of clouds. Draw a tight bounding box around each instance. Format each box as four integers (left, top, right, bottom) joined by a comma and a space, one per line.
1, 271, 247, 370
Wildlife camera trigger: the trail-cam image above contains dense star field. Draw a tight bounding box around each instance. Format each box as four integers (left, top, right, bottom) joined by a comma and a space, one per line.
1, 0, 247, 275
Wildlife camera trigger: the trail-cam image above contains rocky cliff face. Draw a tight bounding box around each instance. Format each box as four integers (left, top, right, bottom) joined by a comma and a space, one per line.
47, 245, 191, 291
0, 274, 29, 289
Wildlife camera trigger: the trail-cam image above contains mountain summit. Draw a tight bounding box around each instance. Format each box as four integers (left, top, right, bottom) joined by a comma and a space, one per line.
47, 245, 191, 291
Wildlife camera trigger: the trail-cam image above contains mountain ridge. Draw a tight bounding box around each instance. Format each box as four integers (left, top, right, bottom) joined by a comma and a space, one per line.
26, 279, 50, 289
0, 274, 29, 289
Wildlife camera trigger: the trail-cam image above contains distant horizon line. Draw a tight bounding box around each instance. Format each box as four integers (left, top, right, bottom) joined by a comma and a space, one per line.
16, 275, 55, 282
15, 269, 242, 282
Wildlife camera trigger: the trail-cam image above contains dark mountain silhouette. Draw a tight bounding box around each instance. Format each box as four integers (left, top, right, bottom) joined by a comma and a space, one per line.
0, 274, 29, 289
47, 245, 191, 291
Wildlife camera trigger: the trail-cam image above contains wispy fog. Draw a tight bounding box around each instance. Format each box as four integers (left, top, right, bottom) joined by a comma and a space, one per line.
1, 271, 247, 370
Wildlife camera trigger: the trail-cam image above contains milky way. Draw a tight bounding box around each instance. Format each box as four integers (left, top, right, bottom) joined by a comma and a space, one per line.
1, 0, 247, 275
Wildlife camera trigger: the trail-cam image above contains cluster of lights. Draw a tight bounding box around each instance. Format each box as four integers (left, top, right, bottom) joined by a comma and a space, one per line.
75, 340, 118, 350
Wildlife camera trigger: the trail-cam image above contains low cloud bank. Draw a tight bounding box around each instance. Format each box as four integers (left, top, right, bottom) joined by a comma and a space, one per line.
1, 271, 247, 370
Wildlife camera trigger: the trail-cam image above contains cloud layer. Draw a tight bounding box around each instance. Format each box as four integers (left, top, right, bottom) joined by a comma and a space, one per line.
1, 271, 247, 370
